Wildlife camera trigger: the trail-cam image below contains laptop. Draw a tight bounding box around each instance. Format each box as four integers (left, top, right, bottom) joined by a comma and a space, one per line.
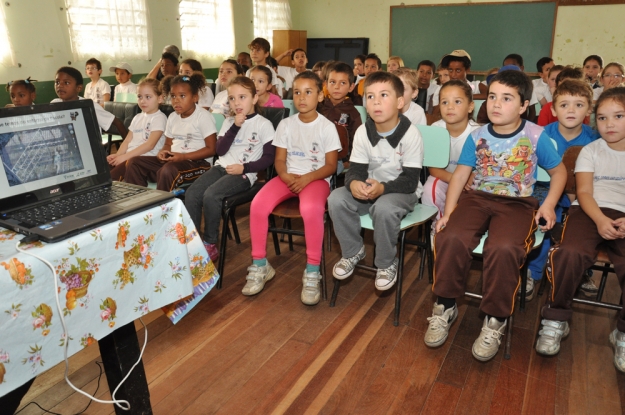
0, 100, 174, 243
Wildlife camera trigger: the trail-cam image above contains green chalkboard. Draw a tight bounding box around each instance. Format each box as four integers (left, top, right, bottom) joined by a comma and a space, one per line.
390, 2, 556, 72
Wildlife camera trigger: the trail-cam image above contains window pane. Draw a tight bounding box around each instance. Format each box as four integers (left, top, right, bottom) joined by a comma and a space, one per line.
179, 0, 235, 59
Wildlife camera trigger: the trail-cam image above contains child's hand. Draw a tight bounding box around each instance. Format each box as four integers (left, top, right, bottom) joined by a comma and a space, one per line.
596, 216, 624, 240
106, 154, 117, 164
365, 179, 384, 199
165, 152, 187, 163
107, 154, 126, 166
464, 172, 476, 191
436, 216, 450, 233
288, 175, 311, 194
613, 218, 625, 236
279, 172, 298, 187
349, 180, 369, 200
225, 164, 244, 175
535, 205, 556, 232
157, 150, 172, 162
234, 113, 246, 127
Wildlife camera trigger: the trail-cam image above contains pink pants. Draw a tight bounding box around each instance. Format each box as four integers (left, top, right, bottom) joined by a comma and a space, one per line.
250, 177, 330, 265
421, 175, 449, 231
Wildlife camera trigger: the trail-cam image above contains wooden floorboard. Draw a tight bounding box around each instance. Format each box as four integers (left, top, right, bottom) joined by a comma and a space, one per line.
14, 203, 625, 415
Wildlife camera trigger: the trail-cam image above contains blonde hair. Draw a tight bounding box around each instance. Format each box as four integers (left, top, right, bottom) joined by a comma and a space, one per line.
387, 56, 405, 68
138, 77, 162, 96
394, 67, 418, 90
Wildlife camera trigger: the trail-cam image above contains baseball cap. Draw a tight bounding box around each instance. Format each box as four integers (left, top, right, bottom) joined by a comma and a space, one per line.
441, 50, 472, 68
109, 62, 133, 74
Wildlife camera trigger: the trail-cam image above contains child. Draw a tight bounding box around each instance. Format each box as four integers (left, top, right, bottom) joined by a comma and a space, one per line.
535, 87, 625, 373
593, 62, 625, 101
237, 52, 252, 72
109, 62, 137, 97
312, 61, 326, 79
107, 78, 167, 181
185, 76, 275, 263
266, 57, 285, 98
386, 56, 404, 73
436, 65, 450, 86
84, 58, 110, 107
210, 60, 245, 115
356, 53, 382, 97
503, 53, 525, 71
329, 71, 424, 290
534, 57, 555, 105
395, 68, 427, 126
482, 67, 500, 87
124, 73, 217, 191
178, 58, 215, 109
424, 70, 566, 362
538, 66, 587, 126
414, 60, 436, 112
501, 54, 539, 120
275, 48, 309, 93
583, 54, 603, 89
159, 52, 179, 78
353, 55, 366, 84
249, 65, 284, 108
244, 71, 340, 305
421, 80, 480, 233
245, 37, 282, 92
6, 78, 36, 107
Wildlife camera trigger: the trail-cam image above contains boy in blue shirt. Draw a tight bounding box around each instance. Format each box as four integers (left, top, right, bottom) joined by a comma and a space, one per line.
424, 70, 567, 362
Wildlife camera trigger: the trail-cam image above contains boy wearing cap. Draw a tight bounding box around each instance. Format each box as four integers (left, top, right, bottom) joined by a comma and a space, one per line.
110, 62, 137, 98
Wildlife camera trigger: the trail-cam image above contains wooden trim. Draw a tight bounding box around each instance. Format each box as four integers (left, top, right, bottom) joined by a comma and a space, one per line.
551, 0, 560, 56
389, 0, 555, 11
558, 0, 625, 4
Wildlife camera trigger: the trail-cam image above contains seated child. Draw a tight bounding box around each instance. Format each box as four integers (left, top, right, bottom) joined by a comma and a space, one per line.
245, 37, 283, 93
185, 76, 275, 263
593, 62, 625, 102
244, 71, 340, 305
395, 68, 427, 125
538, 66, 589, 126
179, 58, 214, 109
535, 87, 625, 373
124, 73, 217, 191
84, 58, 110, 106
109, 62, 137, 97
249, 65, 284, 108
583, 54, 603, 90
414, 60, 437, 112
422, 80, 480, 233
237, 51, 252, 72
353, 55, 366, 85
329, 71, 424, 291
312, 61, 326, 80
107, 78, 167, 181
6, 78, 36, 106
275, 48, 309, 95
210, 60, 245, 116
534, 57, 554, 105
356, 53, 382, 97
266, 56, 285, 98
386, 56, 404, 73
424, 70, 566, 362
146, 46, 180, 80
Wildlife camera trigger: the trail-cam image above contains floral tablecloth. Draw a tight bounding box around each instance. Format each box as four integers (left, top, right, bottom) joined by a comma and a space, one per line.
0, 198, 219, 397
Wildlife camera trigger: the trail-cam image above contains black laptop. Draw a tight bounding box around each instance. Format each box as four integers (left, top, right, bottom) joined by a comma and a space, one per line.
0, 100, 173, 242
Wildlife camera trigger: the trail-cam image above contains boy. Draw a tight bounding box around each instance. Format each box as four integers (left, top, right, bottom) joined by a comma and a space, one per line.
159, 52, 179, 77
534, 57, 555, 105
535, 88, 625, 373
328, 71, 424, 290
52, 66, 127, 138
109, 62, 137, 98
538, 66, 589, 126
237, 52, 252, 72
356, 53, 382, 97
147, 45, 180, 80
245, 37, 282, 92
424, 70, 566, 361
502, 54, 539, 121
275, 48, 309, 93
84, 58, 110, 107
414, 60, 437, 112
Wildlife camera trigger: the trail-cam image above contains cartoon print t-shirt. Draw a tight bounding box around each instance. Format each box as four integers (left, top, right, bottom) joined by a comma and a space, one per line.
457, 120, 561, 197
126, 110, 167, 156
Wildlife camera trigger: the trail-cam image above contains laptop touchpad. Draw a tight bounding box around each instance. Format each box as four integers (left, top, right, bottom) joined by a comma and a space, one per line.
77, 205, 123, 220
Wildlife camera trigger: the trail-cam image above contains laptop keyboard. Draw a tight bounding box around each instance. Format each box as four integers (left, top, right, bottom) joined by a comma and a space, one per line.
7, 183, 148, 227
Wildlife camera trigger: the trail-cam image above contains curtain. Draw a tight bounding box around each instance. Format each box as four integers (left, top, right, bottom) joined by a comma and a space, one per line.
254, 0, 292, 50
179, 0, 235, 59
0, 3, 15, 67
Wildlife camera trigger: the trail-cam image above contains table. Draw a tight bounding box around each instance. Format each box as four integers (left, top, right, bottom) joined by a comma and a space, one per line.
0, 198, 219, 412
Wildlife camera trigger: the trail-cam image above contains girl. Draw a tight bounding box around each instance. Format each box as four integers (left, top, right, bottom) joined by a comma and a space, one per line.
583, 54, 603, 89
594, 62, 625, 102
124, 73, 217, 191
185, 77, 275, 262
386, 56, 404, 73
210, 59, 245, 115
312, 61, 326, 80
107, 78, 167, 181
244, 72, 341, 305
6, 78, 36, 106
250, 65, 284, 108
422, 80, 480, 233
179, 58, 214, 109
267, 56, 285, 98
548, 65, 564, 97
436, 65, 450, 86
395, 68, 426, 125
353, 55, 366, 84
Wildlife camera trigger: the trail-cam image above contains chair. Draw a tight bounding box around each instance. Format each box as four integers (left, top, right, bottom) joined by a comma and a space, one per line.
282, 99, 296, 116
330, 125, 451, 326
355, 105, 367, 124
212, 112, 225, 134
114, 92, 138, 103
473, 99, 485, 118
102, 101, 140, 154
159, 104, 175, 118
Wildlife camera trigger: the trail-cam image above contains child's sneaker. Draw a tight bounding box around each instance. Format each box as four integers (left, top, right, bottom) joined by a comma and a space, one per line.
203, 241, 219, 263
375, 258, 399, 291
333, 245, 366, 280
242, 262, 275, 296
609, 329, 625, 373
424, 303, 458, 347
536, 319, 569, 356
472, 316, 507, 361
579, 269, 599, 297
525, 278, 535, 302
301, 270, 321, 305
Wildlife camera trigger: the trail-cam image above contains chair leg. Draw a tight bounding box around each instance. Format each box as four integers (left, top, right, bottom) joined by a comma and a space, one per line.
286, 218, 294, 251
418, 224, 427, 281
280, 218, 288, 242
519, 263, 528, 311
270, 215, 281, 256
504, 314, 513, 360
217, 210, 231, 289
427, 221, 434, 284
394, 231, 406, 327
597, 267, 610, 302
321, 239, 327, 301
229, 207, 241, 244
330, 278, 340, 307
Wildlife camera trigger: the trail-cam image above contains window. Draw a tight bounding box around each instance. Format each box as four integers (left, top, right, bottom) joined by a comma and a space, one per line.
254, 0, 292, 49
65, 0, 152, 61
0, 4, 15, 67
179, 0, 235, 59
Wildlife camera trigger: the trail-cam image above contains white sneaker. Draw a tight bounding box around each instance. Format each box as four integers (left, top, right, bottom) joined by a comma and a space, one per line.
301, 270, 321, 305
536, 319, 569, 355
375, 258, 399, 291
242, 262, 275, 296
609, 329, 625, 373
580, 269, 599, 297
472, 316, 507, 361
424, 303, 458, 347
333, 245, 366, 280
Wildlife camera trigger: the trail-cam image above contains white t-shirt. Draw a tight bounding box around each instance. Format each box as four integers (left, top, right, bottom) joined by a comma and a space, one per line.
126, 110, 167, 156
403, 102, 427, 126
198, 86, 215, 108
425, 82, 438, 112
349, 123, 424, 191
573, 139, 625, 213
533, 78, 552, 103
246, 66, 282, 88
593, 87, 604, 101
50, 97, 114, 131
210, 90, 229, 116
84, 78, 111, 105
277, 66, 308, 91
433, 80, 482, 106
273, 113, 342, 184
165, 105, 217, 162
114, 81, 138, 96
432, 119, 480, 173
216, 114, 275, 185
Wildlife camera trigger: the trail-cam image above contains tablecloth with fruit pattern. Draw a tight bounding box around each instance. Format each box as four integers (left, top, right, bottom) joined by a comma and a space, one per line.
0, 198, 219, 397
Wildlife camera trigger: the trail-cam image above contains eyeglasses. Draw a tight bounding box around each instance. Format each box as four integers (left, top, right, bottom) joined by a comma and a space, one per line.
602, 74, 625, 79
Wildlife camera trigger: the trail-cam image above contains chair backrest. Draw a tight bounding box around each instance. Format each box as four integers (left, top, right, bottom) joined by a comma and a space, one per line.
262, 107, 290, 130
114, 92, 138, 103
282, 99, 296, 116
212, 112, 225, 134
416, 125, 450, 168
103, 101, 140, 134
159, 104, 175, 118
473, 99, 485, 117
334, 123, 350, 159
561, 145, 583, 195
355, 105, 367, 124
536, 138, 558, 182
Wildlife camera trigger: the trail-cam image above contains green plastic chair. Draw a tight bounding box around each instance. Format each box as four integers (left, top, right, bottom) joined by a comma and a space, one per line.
212, 112, 225, 134
355, 105, 367, 123
114, 92, 138, 103
282, 99, 297, 116
473, 99, 485, 117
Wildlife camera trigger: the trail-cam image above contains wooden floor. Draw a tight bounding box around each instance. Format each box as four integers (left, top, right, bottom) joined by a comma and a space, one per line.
16, 203, 625, 415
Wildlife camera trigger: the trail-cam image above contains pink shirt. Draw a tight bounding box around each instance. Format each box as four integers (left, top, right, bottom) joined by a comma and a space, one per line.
263, 93, 284, 108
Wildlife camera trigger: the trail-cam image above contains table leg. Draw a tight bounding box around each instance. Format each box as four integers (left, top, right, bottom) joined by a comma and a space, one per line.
98, 321, 152, 415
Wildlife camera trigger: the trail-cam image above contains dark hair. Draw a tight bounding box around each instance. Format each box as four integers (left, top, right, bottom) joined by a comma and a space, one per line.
137, 77, 163, 96
85, 58, 102, 70
354, 54, 366, 64
250, 65, 273, 84
552, 79, 593, 107
328, 62, 355, 84
180, 58, 203, 72
266, 56, 279, 71
291, 48, 306, 60
583, 54, 603, 68
56, 66, 83, 86
549, 65, 564, 77
248, 37, 271, 53
417, 60, 436, 72
227, 76, 262, 116
162, 52, 179, 67
536, 57, 553, 73
168, 72, 206, 96
503, 53, 524, 68
555, 66, 584, 86
489, 70, 533, 104
222, 59, 244, 75
439, 79, 474, 119
365, 53, 382, 69
443, 55, 471, 70
293, 71, 323, 92
6, 77, 37, 93
595, 86, 625, 117
160, 75, 174, 97
363, 72, 404, 98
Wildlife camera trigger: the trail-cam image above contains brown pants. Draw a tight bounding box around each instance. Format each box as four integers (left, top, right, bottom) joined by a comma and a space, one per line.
110, 162, 127, 182
433, 191, 538, 318
124, 156, 211, 191
543, 206, 625, 331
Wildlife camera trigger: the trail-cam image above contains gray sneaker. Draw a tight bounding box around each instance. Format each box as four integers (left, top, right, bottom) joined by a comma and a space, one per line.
536, 319, 570, 356
242, 262, 275, 296
333, 245, 365, 280
375, 258, 399, 291
472, 316, 507, 362
609, 329, 625, 373
301, 270, 321, 305
580, 269, 599, 297
424, 303, 458, 347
